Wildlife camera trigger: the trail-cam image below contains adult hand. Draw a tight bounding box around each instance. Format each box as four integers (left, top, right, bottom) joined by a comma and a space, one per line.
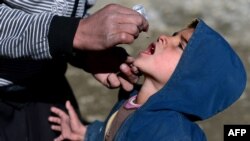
73, 4, 149, 51
94, 56, 140, 91
69, 47, 140, 91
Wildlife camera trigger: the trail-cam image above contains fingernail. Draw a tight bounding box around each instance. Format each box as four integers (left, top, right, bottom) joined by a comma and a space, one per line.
120, 64, 127, 70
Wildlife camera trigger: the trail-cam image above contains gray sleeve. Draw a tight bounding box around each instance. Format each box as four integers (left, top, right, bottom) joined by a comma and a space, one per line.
0, 4, 54, 60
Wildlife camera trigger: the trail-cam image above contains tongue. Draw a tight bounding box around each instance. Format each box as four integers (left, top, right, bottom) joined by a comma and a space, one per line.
143, 49, 152, 55
150, 47, 155, 54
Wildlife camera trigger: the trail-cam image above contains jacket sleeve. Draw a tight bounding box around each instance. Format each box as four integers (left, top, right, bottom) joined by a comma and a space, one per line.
120, 112, 207, 141
85, 120, 105, 141
0, 4, 80, 60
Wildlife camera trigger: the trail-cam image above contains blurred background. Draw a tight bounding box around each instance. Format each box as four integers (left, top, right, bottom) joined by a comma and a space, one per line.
66, 0, 250, 141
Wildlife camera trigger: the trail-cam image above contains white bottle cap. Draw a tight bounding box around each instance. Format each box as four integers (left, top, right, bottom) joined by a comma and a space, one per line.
132, 4, 148, 20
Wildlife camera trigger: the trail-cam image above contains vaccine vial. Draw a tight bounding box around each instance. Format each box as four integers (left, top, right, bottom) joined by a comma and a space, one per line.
132, 4, 150, 38
132, 4, 148, 20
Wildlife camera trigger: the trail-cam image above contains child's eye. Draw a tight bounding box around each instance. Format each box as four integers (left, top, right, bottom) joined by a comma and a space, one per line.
178, 42, 184, 50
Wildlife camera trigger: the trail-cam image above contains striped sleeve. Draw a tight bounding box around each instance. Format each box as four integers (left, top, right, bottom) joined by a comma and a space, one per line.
0, 4, 54, 60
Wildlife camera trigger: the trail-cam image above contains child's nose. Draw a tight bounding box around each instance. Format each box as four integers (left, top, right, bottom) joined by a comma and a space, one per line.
157, 35, 168, 44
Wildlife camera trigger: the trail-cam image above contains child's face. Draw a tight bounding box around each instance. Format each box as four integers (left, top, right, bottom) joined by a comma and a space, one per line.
134, 27, 194, 84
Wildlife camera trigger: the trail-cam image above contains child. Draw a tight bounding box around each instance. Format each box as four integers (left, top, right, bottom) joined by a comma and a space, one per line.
48, 19, 246, 141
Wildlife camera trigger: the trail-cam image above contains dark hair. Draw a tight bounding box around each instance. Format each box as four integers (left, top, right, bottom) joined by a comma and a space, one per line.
187, 19, 199, 29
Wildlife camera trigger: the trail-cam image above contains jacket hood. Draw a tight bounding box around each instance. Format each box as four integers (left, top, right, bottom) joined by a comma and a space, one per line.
141, 19, 247, 120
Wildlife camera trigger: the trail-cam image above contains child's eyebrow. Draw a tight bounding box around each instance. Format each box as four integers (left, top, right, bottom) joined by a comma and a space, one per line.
172, 31, 189, 44
172, 32, 178, 36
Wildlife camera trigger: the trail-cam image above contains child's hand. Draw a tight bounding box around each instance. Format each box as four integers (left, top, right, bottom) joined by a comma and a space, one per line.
48, 101, 86, 141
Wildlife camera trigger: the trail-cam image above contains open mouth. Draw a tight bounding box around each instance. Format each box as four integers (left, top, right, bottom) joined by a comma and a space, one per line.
141, 43, 156, 55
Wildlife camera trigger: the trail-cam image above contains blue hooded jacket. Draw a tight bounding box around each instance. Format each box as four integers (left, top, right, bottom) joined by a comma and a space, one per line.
85, 19, 247, 141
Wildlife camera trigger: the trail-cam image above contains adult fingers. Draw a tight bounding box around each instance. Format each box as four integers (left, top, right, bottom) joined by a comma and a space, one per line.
104, 4, 137, 15
131, 65, 140, 75
117, 13, 149, 32
125, 56, 135, 63
124, 57, 140, 75
118, 77, 134, 92
107, 73, 120, 88
116, 23, 140, 38
104, 4, 149, 31
109, 32, 135, 46
106, 15, 148, 45
120, 64, 139, 84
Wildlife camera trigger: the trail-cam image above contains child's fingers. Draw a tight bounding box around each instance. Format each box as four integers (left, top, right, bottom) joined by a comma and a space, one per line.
54, 135, 64, 141
50, 107, 68, 119
51, 125, 62, 131
66, 101, 79, 121
48, 116, 61, 124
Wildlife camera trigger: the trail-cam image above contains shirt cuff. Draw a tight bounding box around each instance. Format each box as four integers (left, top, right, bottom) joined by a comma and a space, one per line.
48, 16, 81, 58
